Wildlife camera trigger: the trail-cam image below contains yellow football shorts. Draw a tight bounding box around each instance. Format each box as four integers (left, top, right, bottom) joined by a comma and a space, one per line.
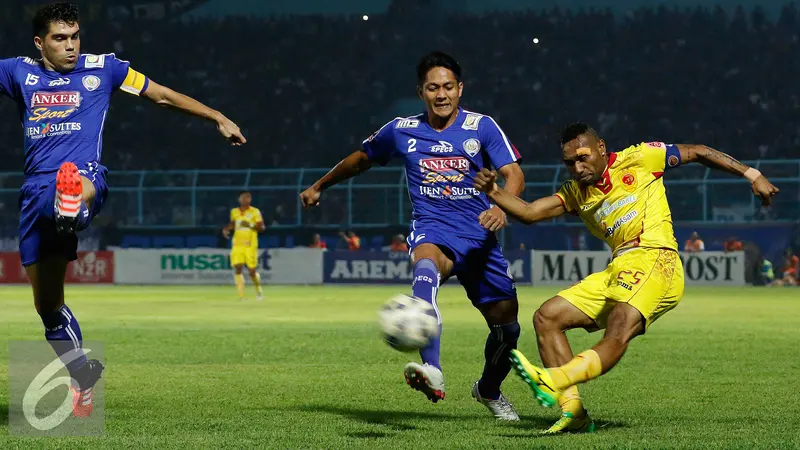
230, 247, 258, 269
558, 248, 684, 331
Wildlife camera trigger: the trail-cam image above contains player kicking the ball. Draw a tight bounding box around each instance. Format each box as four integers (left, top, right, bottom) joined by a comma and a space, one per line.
300, 52, 526, 420
473, 122, 779, 433
0, 3, 245, 417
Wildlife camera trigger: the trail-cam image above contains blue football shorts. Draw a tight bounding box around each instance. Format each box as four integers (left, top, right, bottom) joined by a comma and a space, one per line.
407, 222, 517, 305
18, 162, 108, 266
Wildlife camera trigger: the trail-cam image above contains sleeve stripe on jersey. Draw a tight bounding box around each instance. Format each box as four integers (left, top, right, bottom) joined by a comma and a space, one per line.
120, 67, 148, 96
106, 52, 127, 63
554, 193, 568, 211
96, 110, 107, 160
361, 117, 400, 145
487, 116, 519, 162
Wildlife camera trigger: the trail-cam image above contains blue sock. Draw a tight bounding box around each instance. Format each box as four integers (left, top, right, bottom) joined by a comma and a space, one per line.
412, 258, 442, 370
40, 304, 87, 375
478, 321, 520, 400
76, 202, 91, 230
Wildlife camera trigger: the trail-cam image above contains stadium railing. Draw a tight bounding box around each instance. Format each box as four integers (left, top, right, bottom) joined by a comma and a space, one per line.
0, 160, 797, 229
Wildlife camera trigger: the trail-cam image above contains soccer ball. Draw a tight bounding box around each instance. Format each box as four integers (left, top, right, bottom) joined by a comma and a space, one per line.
378, 294, 439, 352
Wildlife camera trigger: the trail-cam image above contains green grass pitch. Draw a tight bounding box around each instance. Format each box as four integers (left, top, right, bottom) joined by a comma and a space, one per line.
1, 285, 799, 449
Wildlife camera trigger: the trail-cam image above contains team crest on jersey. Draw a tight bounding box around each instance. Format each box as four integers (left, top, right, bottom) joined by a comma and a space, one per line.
82, 75, 101, 91
619, 170, 637, 192
463, 138, 481, 157
84, 54, 105, 68
461, 113, 483, 130
396, 118, 420, 129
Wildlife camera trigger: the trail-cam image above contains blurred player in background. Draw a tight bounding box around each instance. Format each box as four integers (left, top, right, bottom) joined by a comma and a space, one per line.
309, 233, 328, 250
684, 231, 705, 252
340, 230, 361, 251
473, 122, 778, 433
300, 51, 526, 420
0, 2, 245, 417
723, 236, 743, 253
760, 255, 775, 285
773, 248, 798, 286
390, 234, 409, 252
222, 191, 265, 300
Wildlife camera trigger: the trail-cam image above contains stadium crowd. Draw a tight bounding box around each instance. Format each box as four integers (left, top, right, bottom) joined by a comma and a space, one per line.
1, 4, 799, 231
1, 4, 799, 172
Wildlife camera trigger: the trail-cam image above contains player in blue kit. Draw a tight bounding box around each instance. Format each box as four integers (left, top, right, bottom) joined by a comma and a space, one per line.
300, 52, 526, 420
0, 3, 245, 417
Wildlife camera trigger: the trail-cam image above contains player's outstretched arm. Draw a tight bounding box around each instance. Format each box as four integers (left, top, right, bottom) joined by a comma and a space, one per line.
299, 151, 373, 208
141, 80, 246, 146
473, 169, 565, 224
677, 144, 779, 205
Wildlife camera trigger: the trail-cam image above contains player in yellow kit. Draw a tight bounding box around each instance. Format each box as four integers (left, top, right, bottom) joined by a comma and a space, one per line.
222, 191, 265, 301
473, 122, 779, 434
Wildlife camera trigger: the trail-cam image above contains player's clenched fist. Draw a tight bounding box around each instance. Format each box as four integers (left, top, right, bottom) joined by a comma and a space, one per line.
300, 186, 322, 208
751, 174, 780, 206
473, 168, 498, 194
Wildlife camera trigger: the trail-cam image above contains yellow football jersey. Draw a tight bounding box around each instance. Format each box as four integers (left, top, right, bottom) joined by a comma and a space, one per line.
230, 207, 263, 248
555, 142, 681, 256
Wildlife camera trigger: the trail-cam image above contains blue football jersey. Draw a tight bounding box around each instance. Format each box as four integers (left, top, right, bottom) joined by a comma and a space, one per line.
0, 53, 149, 178
362, 107, 522, 240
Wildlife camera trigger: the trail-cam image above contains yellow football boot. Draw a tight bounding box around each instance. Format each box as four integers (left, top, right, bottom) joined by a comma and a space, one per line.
508, 349, 560, 408
542, 411, 596, 435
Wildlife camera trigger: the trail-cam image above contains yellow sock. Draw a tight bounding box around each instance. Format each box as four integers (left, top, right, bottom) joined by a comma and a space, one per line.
251, 272, 262, 295
557, 385, 585, 416
549, 349, 602, 390
234, 273, 245, 298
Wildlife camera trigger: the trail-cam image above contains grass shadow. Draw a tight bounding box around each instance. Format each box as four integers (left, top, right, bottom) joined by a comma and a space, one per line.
346, 431, 392, 439
271, 403, 630, 438
296, 404, 482, 431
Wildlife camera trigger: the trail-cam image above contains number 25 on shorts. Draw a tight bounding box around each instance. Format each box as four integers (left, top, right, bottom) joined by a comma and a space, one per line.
616, 270, 644, 291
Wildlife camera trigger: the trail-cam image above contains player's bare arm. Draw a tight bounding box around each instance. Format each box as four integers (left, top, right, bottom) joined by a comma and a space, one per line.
141, 80, 246, 146
300, 151, 372, 207
222, 220, 235, 239
479, 163, 524, 232
252, 220, 265, 232
474, 168, 565, 224
676, 144, 779, 205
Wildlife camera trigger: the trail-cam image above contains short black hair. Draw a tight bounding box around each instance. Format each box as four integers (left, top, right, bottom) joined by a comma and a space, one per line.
416, 51, 462, 86
239, 190, 250, 196
33, 2, 79, 38
560, 122, 599, 146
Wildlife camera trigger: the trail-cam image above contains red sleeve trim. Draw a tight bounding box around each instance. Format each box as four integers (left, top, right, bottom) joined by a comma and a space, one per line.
555, 194, 578, 216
